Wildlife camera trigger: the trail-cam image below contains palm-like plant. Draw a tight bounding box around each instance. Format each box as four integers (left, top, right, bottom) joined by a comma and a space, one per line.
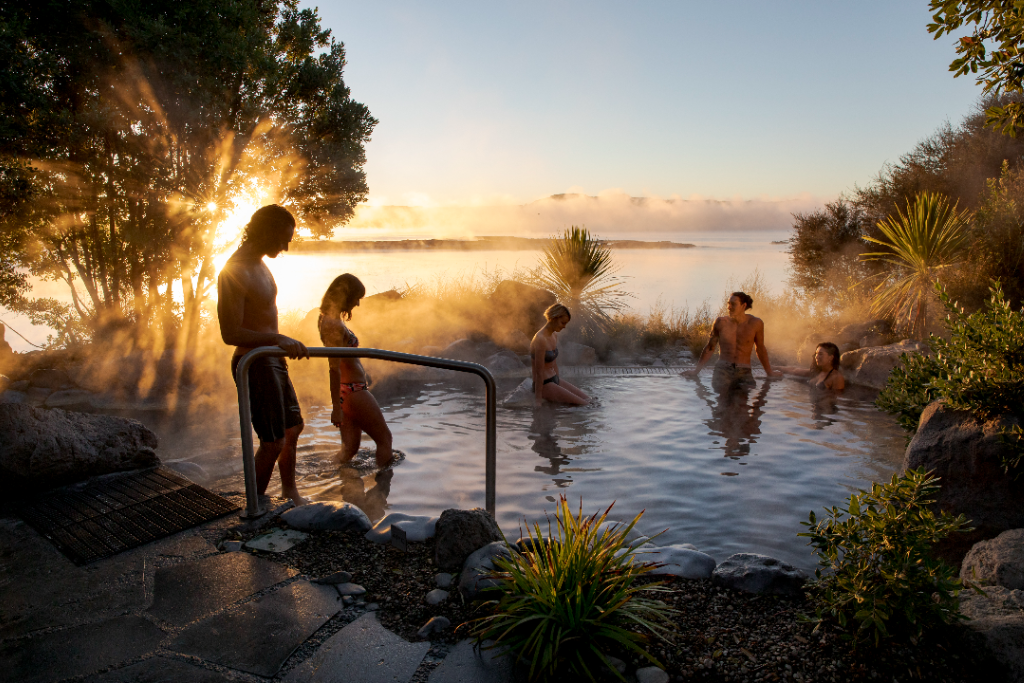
535, 226, 629, 337
861, 192, 972, 339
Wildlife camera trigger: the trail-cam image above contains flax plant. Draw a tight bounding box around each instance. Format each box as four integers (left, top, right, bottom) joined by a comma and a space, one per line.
469, 497, 674, 682
535, 226, 629, 337
861, 192, 972, 338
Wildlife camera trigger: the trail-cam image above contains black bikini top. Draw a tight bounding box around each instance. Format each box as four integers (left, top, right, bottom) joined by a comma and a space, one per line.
811, 368, 834, 389
531, 347, 558, 363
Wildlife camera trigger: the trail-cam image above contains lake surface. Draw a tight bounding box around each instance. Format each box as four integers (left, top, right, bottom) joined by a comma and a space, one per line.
199, 367, 905, 572
4, 230, 792, 350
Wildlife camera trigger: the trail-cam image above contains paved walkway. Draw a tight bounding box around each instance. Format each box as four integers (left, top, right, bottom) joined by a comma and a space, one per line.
0, 508, 515, 683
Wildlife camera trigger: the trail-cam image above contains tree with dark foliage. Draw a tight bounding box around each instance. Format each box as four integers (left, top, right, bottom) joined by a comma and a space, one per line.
0, 0, 376, 351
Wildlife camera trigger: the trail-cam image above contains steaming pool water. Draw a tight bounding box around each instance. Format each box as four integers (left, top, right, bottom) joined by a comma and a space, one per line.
198, 370, 906, 572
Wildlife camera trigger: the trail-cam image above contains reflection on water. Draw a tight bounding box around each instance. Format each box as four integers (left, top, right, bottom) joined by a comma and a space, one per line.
210, 374, 905, 571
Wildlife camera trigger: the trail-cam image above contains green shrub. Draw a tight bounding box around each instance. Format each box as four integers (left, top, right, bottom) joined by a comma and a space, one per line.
468, 497, 674, 682
798, 469, 973, 645
877, 280, 1024, 473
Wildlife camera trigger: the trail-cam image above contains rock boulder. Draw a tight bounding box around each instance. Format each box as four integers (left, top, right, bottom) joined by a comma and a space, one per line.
559, 341, 598, 366
711, 553, 807, 597
0, 403, 159, 490
489, 281, 557, 339
839, 340, 928, 390
281, 501, 372, 533
434, 508, 504, 571
959, 585, 1024, 681
961, 529, 1024, 590
903, 402, 1024, 538
459, 541, 512, 600
643, 545, 717, 580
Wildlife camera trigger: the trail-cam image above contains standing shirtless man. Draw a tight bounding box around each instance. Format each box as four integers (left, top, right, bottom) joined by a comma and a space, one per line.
218, 204, 310, 506
683, 291, 782, 392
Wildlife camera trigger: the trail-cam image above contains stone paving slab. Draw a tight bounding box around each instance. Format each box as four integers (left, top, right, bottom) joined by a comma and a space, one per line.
284, 612, 430, 683
88, 655, 236, 682
0, 615, 165, 683
428, 640, 516, 683
168, 580, 342, 677
0, 518, 147, 640
148, 551, 295, 626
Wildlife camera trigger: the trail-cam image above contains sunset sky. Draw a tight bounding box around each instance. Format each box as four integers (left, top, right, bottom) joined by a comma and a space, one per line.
309, 1, 980, 206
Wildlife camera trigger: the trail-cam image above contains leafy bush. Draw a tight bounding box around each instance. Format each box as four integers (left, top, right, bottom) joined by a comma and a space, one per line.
468, 497, 674, 682
877, 281, 1024, 473
799, 469, 973, 645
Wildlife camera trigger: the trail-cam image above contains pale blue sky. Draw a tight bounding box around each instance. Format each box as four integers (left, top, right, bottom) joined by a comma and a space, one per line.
306, 1, 981, 206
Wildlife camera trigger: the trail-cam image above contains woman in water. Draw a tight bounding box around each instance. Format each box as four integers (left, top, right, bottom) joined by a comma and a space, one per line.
319, 274, 394, 468
777, 342, 846, 391
531, 303, 590, 407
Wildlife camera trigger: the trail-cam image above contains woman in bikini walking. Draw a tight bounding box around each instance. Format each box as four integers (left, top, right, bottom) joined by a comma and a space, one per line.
531, 303, 590, 407
318, 274, 394, 468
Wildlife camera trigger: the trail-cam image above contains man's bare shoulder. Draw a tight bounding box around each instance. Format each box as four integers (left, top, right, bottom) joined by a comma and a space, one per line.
219, 251, 262, 283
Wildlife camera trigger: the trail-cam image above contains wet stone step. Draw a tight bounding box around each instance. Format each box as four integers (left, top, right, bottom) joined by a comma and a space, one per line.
147, 552, 296, 626
168, 580, 343, 678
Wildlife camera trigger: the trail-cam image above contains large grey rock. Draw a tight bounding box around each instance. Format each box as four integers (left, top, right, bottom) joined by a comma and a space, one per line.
0, 403, 159, 489
44, 388, 96, 410
482, 350, 524, 375
712, 553, 807, 597
281, 501, 372, 532
501, 379, 533, 408
903, 401, 1024, 535
0, 389, 26, 404
417, 615, 451, 639
285, 612, 429, 683
460, 541, 512, 600
839, 339, 928, 390
959, 585, 1024, 682
559, 341, 598, 366
29, 367, 72, 390
643, 544, 717, 580
435, 508, 504, 571
365, 511, 438, 543
489, 280, 556, 340
962, 529, 1024, 590
440, 338, 502, 364
169, 581, 342, 677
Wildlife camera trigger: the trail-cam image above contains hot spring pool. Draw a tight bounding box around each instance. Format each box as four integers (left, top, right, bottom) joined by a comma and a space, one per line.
207, 371, 907, 571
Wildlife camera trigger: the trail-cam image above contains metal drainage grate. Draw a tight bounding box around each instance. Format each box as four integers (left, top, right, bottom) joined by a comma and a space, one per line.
19, 467, 239, 565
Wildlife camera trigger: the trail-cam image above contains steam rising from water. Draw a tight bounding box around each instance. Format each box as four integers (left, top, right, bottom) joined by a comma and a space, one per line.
338, 190, 824, 238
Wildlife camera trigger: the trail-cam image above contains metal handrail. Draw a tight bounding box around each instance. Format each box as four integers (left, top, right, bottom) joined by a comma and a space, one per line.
234, 346, 497, 519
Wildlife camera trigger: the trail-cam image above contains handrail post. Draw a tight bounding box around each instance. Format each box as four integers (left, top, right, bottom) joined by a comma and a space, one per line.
235, 346, 498, 519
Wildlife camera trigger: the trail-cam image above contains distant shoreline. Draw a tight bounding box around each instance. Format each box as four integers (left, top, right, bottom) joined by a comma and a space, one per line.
290, 235, 697, 253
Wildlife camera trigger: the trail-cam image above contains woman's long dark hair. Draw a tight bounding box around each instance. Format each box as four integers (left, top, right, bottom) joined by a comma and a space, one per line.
813, 342, 841, 372
321, 274, 366, 320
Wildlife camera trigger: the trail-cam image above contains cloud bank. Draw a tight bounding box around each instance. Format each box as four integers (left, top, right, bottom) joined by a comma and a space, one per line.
340, 190, 826, 238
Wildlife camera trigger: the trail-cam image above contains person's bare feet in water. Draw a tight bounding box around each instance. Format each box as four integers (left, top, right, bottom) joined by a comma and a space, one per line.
281, 487, 310, 506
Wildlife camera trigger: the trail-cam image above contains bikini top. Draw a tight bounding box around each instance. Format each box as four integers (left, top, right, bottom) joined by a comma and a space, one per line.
531, 347, 558, 363
318, 314, 359, 348
810, 368, 834, 389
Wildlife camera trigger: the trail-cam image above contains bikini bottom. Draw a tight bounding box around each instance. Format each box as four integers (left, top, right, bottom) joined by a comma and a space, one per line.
531, 375, 560, 392
338, 381, 369, 405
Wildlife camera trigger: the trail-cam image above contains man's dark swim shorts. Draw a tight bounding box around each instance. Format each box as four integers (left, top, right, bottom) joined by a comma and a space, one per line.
231, 356, 303, 443
712, 361, 756, 393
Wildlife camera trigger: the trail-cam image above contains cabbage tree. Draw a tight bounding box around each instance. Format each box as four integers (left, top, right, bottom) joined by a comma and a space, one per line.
861, 192, 972, 338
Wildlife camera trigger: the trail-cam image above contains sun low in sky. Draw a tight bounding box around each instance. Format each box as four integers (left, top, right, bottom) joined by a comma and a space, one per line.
308, 1, 979, 208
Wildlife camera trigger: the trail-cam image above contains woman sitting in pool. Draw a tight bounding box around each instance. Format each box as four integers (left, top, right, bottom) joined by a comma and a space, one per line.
531, 303, 590, 407
319, 274, 394, 468
777, 342, 846, 391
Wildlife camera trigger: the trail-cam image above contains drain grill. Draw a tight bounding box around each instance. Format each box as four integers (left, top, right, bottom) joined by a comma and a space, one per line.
19, 467, 238, 565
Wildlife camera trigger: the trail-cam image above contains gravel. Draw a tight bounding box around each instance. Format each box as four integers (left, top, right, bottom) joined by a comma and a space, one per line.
236, 526, 1009, 682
